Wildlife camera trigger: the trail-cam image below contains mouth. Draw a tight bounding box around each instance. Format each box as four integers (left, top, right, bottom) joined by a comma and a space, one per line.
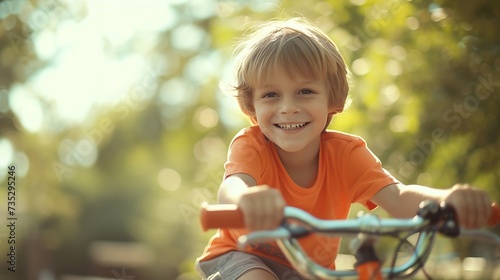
274, 122, 309, 131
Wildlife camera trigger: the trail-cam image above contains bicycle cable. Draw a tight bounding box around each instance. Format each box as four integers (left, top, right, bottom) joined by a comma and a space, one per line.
386, 227, 434, 280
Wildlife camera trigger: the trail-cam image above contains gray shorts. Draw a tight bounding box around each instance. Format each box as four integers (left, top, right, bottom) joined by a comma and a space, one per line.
195, 251, 308, 280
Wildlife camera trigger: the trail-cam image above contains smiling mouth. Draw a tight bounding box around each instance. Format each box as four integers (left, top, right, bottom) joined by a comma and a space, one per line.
275, 122, 308, 130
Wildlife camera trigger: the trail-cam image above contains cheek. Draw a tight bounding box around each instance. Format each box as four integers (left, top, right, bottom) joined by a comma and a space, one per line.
253, 103, 268, 116
315, 98, 331, 113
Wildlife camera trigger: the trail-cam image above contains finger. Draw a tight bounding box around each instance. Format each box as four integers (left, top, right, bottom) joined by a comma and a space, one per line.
469, 191, 490, 228
453, 190, 470, 228
263, 196, 281, 230
465, 191, 480, 229
253, 199, 268, 230
241, 202, 255, 230
260, 197, 278, 230
270, 190, 285, 225
241, 199, 261, 231
470, 193, 482, 228
257, 198, 271, 230
479, 193, 492, 226
273, 197, 285, 226
463, 191, 489, 229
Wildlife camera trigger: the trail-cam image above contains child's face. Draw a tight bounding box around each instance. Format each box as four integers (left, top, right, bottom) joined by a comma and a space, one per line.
252, 69, 330, 153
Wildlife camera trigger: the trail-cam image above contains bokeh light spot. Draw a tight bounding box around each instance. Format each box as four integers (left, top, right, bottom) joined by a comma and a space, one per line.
193, 136, 226, 162
194, 106, 219, 129
380, 84, 400, 105
9, 85, 44, 132
386, 59, 403, 76
406, 17, 420, 30
0, 138, 14, 168
158, 168, 182, 191
351, 58, 370, 76
389, 115, 409, 133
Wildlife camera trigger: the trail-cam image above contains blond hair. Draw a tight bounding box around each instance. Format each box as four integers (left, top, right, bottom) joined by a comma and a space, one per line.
232, 18, 350, 125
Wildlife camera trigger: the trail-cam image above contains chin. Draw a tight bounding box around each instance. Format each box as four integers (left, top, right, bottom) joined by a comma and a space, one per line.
275, 143, 307, 153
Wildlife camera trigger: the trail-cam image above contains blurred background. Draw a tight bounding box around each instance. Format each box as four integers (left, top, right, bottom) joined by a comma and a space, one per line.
0, 0, 499, 279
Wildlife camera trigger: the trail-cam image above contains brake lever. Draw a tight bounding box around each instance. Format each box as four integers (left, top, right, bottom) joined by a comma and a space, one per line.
417, 200, 460, 237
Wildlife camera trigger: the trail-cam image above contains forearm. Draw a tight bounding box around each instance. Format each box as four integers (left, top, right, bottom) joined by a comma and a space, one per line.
373, 183, 492, 228
372, 183, 449, 218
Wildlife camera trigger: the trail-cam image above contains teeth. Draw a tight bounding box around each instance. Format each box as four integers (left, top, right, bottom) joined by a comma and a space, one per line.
276, 123, 307, 130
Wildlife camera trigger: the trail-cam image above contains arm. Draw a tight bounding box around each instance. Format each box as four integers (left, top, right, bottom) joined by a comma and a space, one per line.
218, 173, 256, 204
372, 183, 492, 229
218, 173, 285, 231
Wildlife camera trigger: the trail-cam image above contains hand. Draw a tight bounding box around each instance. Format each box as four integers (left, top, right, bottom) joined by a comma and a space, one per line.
238, 185, 285, 231
442, 184, 492, 229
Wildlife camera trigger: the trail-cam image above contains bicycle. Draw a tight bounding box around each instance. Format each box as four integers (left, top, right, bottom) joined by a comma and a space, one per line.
200, 201, 500, 279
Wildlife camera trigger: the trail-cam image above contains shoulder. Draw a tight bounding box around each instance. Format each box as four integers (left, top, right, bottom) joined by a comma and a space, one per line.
232, 126, 267, 141
224, 126, 273, 177
322, 131, 386, 168
321, 130, 367, 147
233, 126, 263, 138
229, 126, 270, 150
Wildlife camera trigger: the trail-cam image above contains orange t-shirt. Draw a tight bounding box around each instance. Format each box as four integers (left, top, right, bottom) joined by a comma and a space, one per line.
197, 126, 399, 269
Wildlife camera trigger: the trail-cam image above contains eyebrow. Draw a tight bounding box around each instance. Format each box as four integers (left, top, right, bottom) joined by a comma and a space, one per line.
255, 79, 320, 89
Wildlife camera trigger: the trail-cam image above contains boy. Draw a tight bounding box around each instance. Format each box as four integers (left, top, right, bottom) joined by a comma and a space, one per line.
195, 18, 492, 280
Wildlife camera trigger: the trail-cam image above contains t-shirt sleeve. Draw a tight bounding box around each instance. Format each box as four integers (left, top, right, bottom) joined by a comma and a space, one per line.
343, 138, 400, 210
223, 130, 265, 181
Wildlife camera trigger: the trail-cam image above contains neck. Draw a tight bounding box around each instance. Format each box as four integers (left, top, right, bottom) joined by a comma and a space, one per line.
275, 137, 321, 188
277, 145, 319, 168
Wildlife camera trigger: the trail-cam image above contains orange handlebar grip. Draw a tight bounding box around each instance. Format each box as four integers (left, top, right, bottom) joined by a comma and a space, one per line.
200, 204, 245, 231
487, 203, 500, 226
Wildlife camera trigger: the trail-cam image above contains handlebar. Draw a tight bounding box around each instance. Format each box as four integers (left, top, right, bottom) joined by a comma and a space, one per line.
201, 202, 500, 231
200, 202, 500, 278
200, 203, 245, 231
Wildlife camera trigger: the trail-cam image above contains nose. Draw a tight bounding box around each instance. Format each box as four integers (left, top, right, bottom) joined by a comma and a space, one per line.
280, 97, 300, 114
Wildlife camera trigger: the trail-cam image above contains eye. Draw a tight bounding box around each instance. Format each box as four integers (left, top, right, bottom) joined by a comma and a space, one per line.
262, 92, 278, 98
299, 89, 315, 95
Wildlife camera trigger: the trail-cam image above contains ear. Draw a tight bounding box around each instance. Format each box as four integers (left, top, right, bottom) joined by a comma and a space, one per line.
328, 101, 344, 115
325, 106, 342, 129
328, 108, 341, 116
324, 113, 334, 130
248, 110, 258, 125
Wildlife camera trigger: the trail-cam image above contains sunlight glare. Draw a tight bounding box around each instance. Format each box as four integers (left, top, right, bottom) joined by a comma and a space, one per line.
9, 85, 44, 132
24, 0, 177, 126
171, 24, 208, 52
159, 78, 196, 107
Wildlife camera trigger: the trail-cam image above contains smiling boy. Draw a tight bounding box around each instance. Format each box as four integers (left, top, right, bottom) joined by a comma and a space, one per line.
195, 18, 492, 280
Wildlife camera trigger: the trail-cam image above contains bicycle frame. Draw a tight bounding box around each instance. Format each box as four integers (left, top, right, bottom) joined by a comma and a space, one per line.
200, 201, 500, 280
